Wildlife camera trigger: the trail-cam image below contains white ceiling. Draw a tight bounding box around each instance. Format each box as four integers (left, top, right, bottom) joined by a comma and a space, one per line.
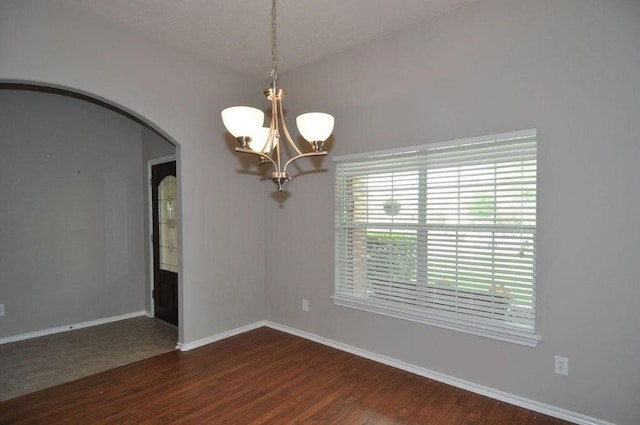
56, 0, 476, 80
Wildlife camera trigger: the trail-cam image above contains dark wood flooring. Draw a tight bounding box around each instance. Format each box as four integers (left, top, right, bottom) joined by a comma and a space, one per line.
0, 327, 573, 424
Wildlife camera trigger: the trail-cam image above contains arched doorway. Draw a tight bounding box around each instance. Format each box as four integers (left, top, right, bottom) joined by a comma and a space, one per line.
0, 83, 181, 399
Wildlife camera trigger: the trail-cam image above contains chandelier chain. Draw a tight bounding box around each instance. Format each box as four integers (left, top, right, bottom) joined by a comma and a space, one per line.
270, 0, 278, 86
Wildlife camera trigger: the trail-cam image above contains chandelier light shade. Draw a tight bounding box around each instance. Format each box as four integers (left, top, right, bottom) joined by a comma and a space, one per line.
221, 106, 264, 145
296, 112, 335, 151
221, 0, 335, 191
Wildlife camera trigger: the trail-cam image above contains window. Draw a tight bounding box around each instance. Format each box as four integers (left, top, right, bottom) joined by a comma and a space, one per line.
334, 129, 539, 346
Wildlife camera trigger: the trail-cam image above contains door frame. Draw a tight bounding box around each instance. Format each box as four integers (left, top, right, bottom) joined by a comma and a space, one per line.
147, 155, 177, 320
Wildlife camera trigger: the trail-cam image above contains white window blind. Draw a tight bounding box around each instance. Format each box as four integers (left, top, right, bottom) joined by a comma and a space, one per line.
334, 129, 539, 346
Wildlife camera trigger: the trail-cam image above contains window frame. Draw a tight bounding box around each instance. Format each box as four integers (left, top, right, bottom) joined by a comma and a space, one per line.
333, 129, 541, 347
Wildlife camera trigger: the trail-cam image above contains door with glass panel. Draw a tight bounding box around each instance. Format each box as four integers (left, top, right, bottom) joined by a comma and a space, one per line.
152, 161, 178, 326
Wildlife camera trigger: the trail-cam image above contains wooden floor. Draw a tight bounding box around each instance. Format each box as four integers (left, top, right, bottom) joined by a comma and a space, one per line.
0, 327, 573, 424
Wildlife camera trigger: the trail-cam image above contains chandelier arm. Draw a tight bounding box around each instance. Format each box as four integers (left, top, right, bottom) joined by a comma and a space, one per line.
278, 99, 305, 157
234, 147, 278, 170
271, 97, 283, 174
274, 142, 282, 174
280, 122, 305, 157
282, 151, 328, 175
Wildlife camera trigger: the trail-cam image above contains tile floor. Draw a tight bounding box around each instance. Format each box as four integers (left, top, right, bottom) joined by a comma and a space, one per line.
0, 316, 177, 401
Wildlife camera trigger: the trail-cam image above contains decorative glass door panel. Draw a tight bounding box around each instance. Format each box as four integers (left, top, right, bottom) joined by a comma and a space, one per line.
158, 176, 178, 273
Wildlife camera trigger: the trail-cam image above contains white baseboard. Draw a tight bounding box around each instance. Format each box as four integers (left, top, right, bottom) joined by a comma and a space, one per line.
0, 311, 147, 345
264, 321, 615, 425
176, 321, 266, 351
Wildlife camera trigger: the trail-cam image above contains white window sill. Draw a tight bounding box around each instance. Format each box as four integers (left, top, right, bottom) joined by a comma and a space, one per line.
332, 294, 541, 347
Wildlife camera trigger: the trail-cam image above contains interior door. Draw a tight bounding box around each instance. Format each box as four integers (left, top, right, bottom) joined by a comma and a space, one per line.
152, 161, 178, 326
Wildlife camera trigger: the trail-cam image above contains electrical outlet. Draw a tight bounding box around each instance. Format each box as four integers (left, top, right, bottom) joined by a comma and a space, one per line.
0, 304, 4, 316
555, 355, 569, 376
302, 299, 309, 312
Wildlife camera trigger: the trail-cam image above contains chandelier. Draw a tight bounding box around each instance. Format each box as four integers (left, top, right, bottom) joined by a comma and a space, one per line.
221, 0, 335, 192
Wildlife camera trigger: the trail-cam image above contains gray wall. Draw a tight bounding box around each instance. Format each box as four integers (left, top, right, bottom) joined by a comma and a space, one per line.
265, 1, 640, 424
0, 90, 147, 337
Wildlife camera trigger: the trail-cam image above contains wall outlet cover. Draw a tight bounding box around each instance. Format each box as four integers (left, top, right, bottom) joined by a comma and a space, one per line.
555, 355, 569, 376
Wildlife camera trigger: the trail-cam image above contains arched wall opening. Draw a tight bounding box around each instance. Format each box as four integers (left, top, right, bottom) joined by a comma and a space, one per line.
0, 82, 182, 343
0, 0, 268, 348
